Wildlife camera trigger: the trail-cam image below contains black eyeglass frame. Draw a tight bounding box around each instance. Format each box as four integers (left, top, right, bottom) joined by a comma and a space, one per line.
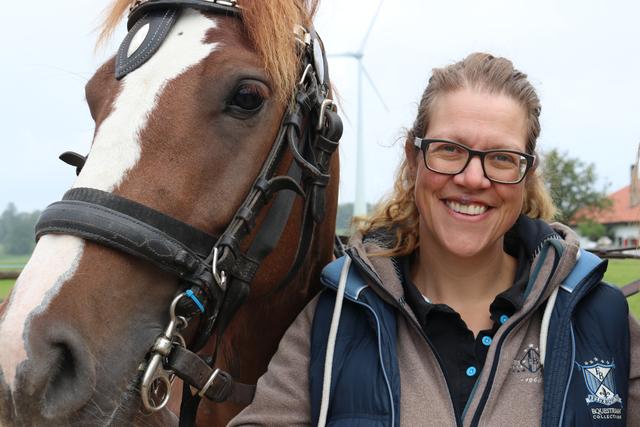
413, 137, 536, 184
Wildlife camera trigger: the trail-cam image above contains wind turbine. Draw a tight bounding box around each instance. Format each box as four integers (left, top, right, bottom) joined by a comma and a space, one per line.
329, 0, 388, 216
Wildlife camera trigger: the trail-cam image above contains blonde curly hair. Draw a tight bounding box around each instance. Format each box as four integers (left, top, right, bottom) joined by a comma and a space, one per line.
356, 52, 556, 257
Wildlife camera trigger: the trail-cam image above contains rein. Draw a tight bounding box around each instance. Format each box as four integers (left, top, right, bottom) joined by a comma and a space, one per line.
36, 0, 342, 424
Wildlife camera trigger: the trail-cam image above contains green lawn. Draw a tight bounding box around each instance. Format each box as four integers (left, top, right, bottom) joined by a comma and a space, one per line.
0, 280, 13, 300
605, 259, 640, 320
0, 254, 27, 300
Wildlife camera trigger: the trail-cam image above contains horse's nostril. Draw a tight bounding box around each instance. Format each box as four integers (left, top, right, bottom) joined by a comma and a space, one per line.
35, 332, 96, 420
45, 343, 78, 399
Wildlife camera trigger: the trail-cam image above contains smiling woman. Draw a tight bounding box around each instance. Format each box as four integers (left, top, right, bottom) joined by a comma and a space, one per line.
228, 52, 640, 427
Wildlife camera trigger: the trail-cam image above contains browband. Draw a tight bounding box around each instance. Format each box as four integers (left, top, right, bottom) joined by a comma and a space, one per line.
128, 0, 240, 28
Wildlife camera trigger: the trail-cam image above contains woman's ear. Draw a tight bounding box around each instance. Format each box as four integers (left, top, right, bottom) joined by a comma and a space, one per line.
405, 139, 418, 175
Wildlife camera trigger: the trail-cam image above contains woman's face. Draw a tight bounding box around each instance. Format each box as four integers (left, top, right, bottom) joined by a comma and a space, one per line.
407, 88, 529, 259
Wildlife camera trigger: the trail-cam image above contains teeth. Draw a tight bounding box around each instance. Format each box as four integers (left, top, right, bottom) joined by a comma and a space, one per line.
446, 200, 488, 215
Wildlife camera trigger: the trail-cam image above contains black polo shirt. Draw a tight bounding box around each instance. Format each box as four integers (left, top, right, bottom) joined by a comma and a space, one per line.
399, 233, 530, 420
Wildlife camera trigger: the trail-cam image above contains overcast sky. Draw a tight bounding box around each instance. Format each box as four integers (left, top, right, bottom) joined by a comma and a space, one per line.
1, 0, 639, 212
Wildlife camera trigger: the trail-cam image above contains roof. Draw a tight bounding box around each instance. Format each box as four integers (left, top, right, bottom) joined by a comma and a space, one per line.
580, 185, 640, 224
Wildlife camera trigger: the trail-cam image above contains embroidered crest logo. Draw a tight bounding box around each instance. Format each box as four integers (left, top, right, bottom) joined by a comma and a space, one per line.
520, 346, 541, 373
511, 344, 543, 384
577, 358, 622, 406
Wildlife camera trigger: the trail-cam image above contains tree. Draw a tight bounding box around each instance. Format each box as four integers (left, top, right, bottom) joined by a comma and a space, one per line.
577, 219, 607, 241
542, 149, 611, 224
0, 204, 41, 255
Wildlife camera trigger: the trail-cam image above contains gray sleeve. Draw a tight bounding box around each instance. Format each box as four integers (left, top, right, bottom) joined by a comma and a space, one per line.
227, 296, 319, 426
629, 314, 640, 426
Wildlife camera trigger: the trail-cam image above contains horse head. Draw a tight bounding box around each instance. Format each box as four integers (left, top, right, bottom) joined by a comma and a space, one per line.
0, 0, 340, 425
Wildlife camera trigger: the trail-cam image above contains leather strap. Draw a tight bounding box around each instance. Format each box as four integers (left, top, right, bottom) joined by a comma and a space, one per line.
128, 0, 240, 29
35, 189, 218, 288
168, 346, 255, 404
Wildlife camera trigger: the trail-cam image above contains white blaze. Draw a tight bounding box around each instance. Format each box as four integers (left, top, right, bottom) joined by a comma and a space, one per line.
0, 10, 219, 390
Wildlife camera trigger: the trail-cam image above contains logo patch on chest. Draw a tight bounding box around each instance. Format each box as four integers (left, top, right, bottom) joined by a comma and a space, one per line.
577, 358, 622, 407
511, 344, 543, 383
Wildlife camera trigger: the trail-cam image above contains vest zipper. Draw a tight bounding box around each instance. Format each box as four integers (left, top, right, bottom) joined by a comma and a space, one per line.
468, 241, 564, 426
351, 299, 396, 427
557, 324, 576, 426
346, 249, 461, 427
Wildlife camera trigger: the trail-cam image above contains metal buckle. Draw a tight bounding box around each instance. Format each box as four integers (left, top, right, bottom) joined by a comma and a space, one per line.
293, 24, 311, 46
212, 246, 227, 291
198, 368, 221, 397
317, 99, 335, 131
204, 0, 239, 6
298, 64, 314, 87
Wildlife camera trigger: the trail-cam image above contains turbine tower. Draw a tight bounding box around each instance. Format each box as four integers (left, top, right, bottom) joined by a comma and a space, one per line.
329, 0, 388, 216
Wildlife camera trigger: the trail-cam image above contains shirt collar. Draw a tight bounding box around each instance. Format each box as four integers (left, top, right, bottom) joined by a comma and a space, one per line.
399, 231, 531, 323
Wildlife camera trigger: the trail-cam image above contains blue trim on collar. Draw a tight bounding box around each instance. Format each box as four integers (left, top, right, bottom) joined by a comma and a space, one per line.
560, 249, 602, 293
320, 255, 369, 300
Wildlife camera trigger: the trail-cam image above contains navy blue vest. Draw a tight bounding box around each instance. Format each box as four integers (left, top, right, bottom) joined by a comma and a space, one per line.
310, 250, 630, 426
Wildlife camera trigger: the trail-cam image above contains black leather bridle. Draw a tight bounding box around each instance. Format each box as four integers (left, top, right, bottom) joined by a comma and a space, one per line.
35, 1, 342, 425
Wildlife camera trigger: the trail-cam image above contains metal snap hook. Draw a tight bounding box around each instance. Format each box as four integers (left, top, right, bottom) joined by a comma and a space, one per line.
140, 353, 173, 412
140, 292, 189, 412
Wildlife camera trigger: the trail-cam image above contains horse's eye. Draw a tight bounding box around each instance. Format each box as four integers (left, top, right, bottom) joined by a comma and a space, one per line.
228, 83, 265, 113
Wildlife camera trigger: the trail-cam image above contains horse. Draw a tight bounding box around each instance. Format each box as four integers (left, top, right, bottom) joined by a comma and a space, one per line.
0, 0, 341, 425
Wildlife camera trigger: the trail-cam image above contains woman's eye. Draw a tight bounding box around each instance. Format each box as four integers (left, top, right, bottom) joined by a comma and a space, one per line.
488, 152, 521, 169
431, 143, 464, 156
228, 84, 265, 112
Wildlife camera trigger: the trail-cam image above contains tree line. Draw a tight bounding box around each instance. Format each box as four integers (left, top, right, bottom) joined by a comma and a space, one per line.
0, 204, 41, 255
0, 149, 613, 255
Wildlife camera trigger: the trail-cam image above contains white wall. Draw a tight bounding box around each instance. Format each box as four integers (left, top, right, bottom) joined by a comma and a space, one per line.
610, 223, 640, 247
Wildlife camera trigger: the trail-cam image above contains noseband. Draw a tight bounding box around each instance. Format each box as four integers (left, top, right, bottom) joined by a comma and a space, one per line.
35, 0, 342, 424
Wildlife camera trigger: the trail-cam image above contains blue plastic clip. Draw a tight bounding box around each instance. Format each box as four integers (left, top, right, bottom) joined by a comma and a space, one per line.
185, 289, 205, 313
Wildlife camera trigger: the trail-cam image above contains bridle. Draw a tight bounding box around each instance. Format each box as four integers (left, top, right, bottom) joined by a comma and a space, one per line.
35, 0, 342, 424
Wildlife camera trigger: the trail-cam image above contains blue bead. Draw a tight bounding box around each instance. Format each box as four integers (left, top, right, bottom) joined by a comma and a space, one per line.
466, 366, 477, 377
499, 314, 509, 324
482, 336, 492, 346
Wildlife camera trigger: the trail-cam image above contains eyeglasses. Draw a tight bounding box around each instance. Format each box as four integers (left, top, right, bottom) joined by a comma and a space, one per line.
413, 138, 535, 184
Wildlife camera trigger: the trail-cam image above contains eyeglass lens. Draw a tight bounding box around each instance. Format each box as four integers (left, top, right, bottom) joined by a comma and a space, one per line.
425, 141, 527, 183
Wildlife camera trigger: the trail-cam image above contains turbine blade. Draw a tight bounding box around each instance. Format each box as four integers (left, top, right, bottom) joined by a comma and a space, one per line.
327, 52, 361, 59
359, 0, 384, 54
362, 65, 389, 112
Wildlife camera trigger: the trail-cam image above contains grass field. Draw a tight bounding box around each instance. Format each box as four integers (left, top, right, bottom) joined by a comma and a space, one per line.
0, 254, 29, 270
1, 256, 639, 318
0, 280, 13, 300
604, 259, 640, 319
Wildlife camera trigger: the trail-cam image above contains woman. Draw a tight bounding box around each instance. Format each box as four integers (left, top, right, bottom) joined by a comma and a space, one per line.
229, 53, 640, 426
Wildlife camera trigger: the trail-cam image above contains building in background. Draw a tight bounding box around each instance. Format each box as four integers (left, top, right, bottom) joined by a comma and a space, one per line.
582, 144, 640, 247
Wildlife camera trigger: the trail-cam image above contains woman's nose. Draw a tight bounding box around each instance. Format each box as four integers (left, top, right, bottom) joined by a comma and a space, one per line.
452, 156, 491, 189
